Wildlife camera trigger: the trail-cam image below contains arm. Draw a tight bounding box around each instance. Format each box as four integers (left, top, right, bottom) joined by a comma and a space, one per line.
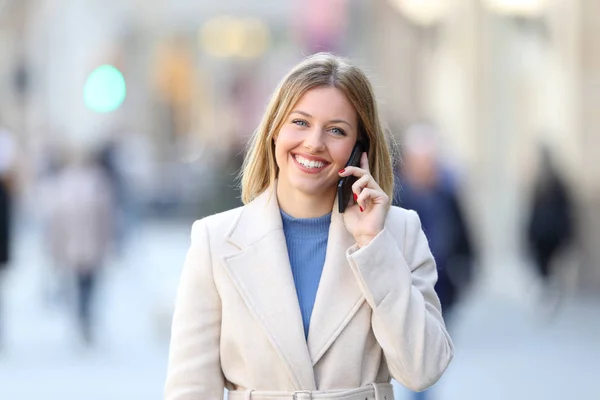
346, 210, 454, 392
164, 220, 224, 400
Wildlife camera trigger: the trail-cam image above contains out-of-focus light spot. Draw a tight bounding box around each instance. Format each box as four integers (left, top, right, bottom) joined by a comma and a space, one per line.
388, 0, 451, 27
84, 65, 126, 113
238, 18, 270, 59
200, 16, 271, 59
482, 0, 547, 17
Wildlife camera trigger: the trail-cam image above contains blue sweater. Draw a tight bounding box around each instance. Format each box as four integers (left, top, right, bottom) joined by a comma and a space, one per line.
280, 209, 331, 339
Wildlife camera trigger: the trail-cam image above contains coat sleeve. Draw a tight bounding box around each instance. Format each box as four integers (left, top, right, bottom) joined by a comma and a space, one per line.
346, 210, 454, 392
164, 220, 224, 400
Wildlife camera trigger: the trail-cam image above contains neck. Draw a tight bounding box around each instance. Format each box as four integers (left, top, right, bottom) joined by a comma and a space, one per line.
277, 185, 335, 219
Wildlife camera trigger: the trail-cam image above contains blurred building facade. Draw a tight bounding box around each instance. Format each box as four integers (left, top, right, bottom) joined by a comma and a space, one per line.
0, 0, 599, 291
368, 0, 600, 293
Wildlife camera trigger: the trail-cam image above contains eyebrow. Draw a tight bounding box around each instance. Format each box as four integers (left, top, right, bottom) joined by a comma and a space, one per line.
290, 110, 353, 129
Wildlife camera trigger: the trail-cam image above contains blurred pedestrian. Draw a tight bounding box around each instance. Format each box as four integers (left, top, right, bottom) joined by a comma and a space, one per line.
395, 124, 474, 320
98, 138, 127, 253
0, 127, 17, 349
394, 124, 475, 400
46, 148, 115, 346
38, 144, 68, 308
165, 53, 453, 400
526, 145, 574, 303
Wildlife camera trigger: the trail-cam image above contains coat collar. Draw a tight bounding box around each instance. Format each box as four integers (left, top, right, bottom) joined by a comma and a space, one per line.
225, 187, 282, 250
222, 186, 364, 389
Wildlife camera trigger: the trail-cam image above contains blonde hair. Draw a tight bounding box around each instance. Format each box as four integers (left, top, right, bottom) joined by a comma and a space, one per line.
240, 52, 395, 204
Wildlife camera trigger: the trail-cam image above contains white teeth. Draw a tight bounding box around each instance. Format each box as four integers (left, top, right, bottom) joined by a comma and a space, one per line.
295, 155, 325, 169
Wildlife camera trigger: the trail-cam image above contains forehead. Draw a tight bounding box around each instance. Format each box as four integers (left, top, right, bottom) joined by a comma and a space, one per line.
291, 86, 357, 121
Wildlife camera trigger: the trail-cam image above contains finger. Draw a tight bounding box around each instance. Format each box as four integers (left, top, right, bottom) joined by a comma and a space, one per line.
359, 152, 370, 173
356, 187, 377, 212
357, 187, 389, 211
338, 165, 367, 178
338, 152, 369, 178
351, 174, 371, 196
339, 165, 375, 185
350, 170, 383, 193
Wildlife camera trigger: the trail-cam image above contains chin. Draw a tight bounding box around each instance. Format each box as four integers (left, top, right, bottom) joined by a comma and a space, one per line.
290, 178, 336, 199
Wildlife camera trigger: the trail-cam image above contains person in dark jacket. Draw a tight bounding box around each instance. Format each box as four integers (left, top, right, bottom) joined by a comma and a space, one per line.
527, 145, 574, 288
0, 179, 10, 272
0, 127, 16, 350
394, 124, 474, 317
0, 175, 11, 285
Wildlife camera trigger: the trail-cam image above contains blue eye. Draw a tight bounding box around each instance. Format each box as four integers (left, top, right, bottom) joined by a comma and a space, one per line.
292, 119, 308, 127
330, 127, 346, 136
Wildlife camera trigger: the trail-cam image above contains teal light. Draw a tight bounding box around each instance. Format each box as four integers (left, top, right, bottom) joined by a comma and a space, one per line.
84, 65, 126, 113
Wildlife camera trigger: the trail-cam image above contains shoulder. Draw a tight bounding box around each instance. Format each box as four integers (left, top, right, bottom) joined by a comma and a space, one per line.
190, 205, 245, 241
386, 206, 421, 232
385, 206, 433, 269
384, 206, 424, 250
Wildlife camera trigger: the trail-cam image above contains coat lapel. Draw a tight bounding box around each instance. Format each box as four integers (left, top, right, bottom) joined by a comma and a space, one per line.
307, 201, 365, 366
222, 189, 316, 390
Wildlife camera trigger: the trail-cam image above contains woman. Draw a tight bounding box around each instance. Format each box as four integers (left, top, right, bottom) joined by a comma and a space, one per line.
165, 53, 453, 400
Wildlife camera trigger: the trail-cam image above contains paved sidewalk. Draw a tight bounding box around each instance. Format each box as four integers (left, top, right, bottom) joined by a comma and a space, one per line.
399, 289, 600, 400
1, 220, 599, 399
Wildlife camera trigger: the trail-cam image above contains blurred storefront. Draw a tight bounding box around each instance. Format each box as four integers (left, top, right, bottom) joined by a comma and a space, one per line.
1, 0, 358, 215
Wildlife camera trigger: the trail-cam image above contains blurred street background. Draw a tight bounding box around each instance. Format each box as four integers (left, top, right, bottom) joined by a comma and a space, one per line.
0, 0, 599, 399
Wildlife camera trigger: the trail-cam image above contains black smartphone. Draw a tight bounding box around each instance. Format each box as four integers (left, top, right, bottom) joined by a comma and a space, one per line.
337, 139, 369, 213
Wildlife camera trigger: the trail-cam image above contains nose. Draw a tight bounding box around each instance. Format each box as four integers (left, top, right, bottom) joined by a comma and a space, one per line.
303, 127, 326, 153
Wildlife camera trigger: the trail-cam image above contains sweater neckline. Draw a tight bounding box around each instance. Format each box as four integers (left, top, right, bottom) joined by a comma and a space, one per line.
279, 209, 331, 239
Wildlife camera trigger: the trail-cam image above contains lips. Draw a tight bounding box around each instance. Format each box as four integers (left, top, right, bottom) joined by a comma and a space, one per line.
292, 153, 330, 172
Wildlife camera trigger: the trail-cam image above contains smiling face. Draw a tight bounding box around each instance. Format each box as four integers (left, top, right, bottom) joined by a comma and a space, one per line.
273, 86, 358, 208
